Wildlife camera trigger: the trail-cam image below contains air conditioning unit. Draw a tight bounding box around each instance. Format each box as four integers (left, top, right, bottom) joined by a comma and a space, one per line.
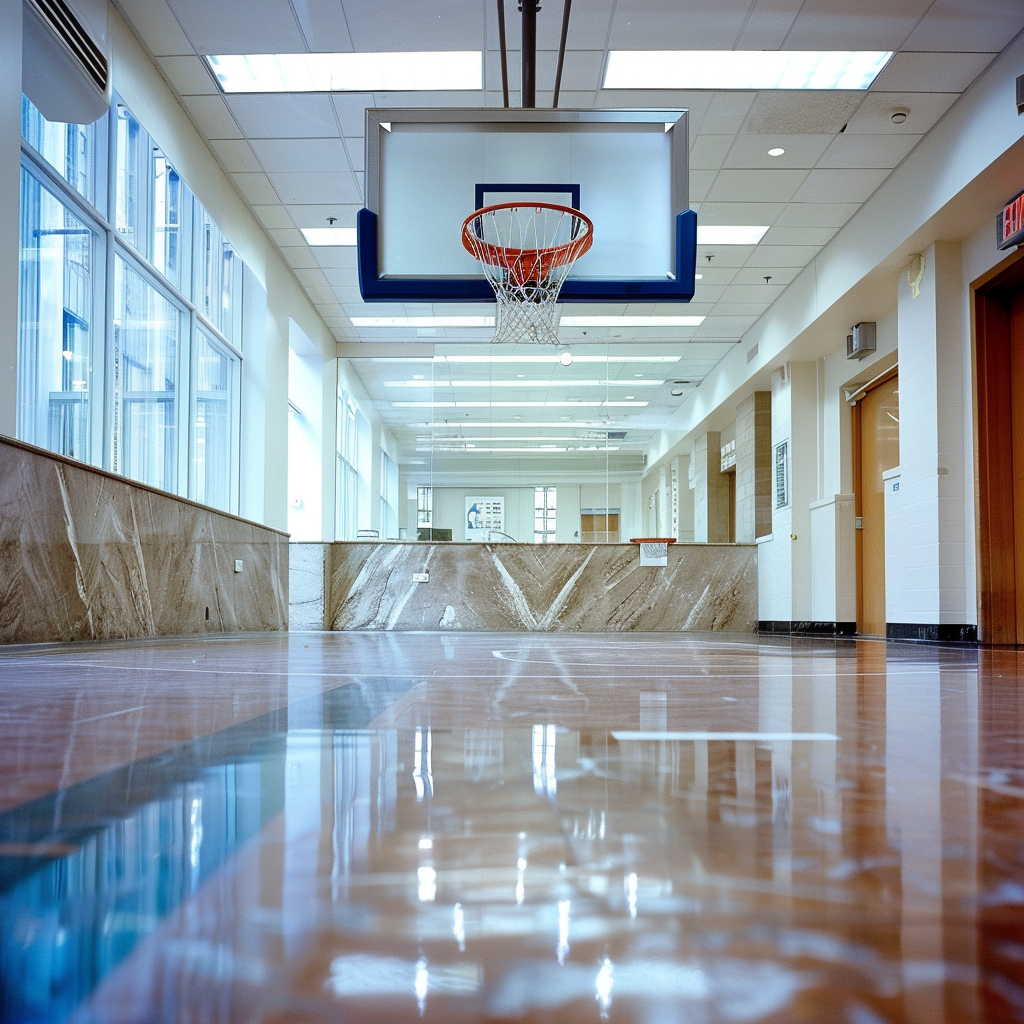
847, 321, 877, 360
23, 0, 110, 125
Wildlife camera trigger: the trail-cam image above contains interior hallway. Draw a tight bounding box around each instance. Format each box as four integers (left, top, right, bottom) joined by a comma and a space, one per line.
0, 632, 1021, 1022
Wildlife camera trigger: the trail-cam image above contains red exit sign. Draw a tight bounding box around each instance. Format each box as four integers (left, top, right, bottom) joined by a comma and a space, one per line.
998, 189, 1024, 250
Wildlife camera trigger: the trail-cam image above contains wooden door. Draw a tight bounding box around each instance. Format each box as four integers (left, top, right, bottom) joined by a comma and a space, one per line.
976, 259, 1024, 643
856, 375, 900, 636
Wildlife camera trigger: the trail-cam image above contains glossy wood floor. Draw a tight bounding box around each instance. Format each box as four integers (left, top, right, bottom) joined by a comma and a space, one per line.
0, 632, 1021, 1023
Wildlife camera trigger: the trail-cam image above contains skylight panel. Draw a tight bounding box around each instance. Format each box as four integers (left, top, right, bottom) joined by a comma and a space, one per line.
603, 51, 892, 91
207, 52, 483, 93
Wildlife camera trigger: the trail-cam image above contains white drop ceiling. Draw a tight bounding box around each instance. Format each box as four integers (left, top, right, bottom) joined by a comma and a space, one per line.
112, 0, 1024, 473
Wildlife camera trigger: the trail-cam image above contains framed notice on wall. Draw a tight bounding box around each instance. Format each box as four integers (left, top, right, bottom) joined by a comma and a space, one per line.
465, 496, 504, 541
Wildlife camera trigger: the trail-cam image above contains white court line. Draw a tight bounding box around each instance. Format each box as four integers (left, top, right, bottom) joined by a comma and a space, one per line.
612, 731, 839, 741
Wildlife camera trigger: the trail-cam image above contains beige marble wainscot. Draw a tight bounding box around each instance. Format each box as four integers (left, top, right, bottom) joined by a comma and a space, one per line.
0, 437, 288, 643
325, 541, 757, 632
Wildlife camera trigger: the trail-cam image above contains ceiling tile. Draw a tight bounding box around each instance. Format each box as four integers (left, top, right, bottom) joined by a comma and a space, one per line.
735, 0, 804, 49
290, 0, 355, 50
230, 171, 279, 204
314, 247, 360, 270
251, 138, 350, 173
782, 0, 932, 49
743, 244, 822, 267
277, 245, 323, 269
758, 225, 839, 246
293, 268, 331, 288
180, 95, 242, 139
723, 133, 834, 169
901, 0, 1024, 52
115, 0, 193, 56
266, 171, 362, 205
226, 95, 338, 139
702, 92, 758, 135
705, 169, 809, 203
870, 51, 997, 93
157, 55, 219, 95
743, 92, 865, 135
791, 167, 890, 203
773, 203, 859, 227
817, 133, 922, 169
608, 0, 761, 49
730, 265, 800, 285
718, 285, 786, 303
164, 0, 307, 51
251, 205, 295, 229
695, 203, 786, 225
689, 136, 733, 171
695, 246, 754, 268
210, 139, 262, 172
342, 0, 485, 50
268, 227, 306, 247
287, 204, 362, 228
845, 92, 959, 134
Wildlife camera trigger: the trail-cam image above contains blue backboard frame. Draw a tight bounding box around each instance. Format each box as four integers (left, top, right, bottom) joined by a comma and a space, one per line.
358, 108, 697, 304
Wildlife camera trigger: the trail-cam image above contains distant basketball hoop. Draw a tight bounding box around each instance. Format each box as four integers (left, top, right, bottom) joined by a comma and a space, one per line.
461, 202, 593, 345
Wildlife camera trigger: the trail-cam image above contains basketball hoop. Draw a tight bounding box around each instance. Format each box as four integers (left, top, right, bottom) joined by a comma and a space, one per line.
461, 202, 593, 345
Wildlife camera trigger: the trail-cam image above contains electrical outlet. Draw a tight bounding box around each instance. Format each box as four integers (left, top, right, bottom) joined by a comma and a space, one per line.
412, 572, 429, 583
234, 559, 244, 573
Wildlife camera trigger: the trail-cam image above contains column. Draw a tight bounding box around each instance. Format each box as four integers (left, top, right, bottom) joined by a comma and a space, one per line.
0, 0, 22, 437
892, 241, 970, 634
735, 391, 771, 543
693, 431, 730, 543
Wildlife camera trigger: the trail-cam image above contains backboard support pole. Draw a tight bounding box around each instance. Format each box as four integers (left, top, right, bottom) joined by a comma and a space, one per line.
520, 0, 539, 107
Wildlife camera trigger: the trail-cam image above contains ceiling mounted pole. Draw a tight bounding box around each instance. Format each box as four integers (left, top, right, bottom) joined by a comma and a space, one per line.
552, 0, 571, 107
520, 0, 540, 107
497, 0, 510, 107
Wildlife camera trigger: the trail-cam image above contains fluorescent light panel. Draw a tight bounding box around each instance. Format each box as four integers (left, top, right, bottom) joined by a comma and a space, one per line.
419, 445, 621, 453
302, 227, 356, 246
559, 316, 705, 327
697, 226, 769, 245
353, 316, 494, 328
385, 379, 664, 388
603, 50, 892, 90
207, 52, 483, 92
435, 355, 680, 364
392, 401, 649, 408
416, 421, 638, 428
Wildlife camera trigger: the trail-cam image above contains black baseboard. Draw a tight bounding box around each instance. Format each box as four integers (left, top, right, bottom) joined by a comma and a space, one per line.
758, 621, 857, 637
885, 622, 978, 643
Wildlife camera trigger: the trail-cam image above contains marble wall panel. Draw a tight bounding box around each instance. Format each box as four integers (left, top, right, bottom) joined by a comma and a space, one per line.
327, 541, 756, 632
0, 438, 288, 644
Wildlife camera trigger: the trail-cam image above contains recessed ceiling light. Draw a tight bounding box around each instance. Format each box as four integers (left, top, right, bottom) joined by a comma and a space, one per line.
352, 316, 494, 327
603, 50, 893, 90
768, 147, 786, 157
634, 373, 643, 377
694, 274, 703, 280
559, 316, 704, 327
891, 109, 909, 124
206, 52, 483, 93
301, 227, 356, 246
559, 350, 573, 366
697, 226, 769, 245
671, 387, 686, 397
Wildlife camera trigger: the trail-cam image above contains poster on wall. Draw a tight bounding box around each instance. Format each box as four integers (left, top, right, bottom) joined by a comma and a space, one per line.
465, 496, 504, 541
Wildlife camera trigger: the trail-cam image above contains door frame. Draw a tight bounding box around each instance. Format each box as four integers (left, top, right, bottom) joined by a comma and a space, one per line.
853, 366, 899, 635
973, 248, 1024, 644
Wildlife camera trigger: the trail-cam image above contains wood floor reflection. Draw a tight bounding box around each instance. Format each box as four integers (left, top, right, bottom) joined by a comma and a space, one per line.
0, 632, 1021, 1022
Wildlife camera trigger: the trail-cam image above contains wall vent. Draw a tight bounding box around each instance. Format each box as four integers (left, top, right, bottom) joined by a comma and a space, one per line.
23, 0, 110, 124
28, 0, 108, 93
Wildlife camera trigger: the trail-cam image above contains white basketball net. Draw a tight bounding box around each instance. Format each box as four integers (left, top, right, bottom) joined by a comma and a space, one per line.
462, 203, 593, 345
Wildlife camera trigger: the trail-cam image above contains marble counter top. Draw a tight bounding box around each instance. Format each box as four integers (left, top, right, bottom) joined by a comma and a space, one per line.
303, 541, 756, 632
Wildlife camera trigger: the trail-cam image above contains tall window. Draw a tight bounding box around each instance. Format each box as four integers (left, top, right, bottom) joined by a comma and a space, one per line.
191, 329, 238, 511
336, 391, 361, 540
535, 486, 556, 543
417, 486, 433, 529
18, 94, 248, 514
17, 167, 98, 463
113, 256, 182, 492
380, 451, 398, 540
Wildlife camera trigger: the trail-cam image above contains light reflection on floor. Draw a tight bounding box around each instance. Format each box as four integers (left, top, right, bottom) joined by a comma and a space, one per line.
0, 631, 1021, 1022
